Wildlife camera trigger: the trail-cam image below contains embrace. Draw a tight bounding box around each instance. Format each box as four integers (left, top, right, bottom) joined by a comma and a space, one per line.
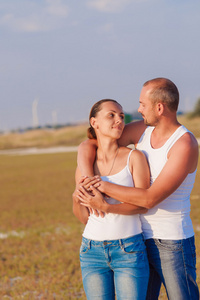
73, 78, 199, 300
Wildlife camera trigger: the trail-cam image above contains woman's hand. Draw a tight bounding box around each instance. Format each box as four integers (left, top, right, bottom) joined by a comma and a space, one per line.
75, 176, 104, 217
77, 185, 108, 214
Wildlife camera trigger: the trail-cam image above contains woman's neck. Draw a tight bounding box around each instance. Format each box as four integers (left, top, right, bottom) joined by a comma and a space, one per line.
97, 140, 119, 161
95, 139, 120, 176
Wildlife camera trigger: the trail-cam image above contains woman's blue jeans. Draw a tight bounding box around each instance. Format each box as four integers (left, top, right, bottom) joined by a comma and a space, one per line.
145, 236, 199, 300
80, 233, 149, 300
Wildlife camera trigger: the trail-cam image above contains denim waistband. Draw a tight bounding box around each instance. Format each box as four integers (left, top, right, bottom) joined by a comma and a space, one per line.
82, 233, 144, 247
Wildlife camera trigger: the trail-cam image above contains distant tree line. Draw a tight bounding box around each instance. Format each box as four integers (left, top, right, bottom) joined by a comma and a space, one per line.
188, 97, 200, 118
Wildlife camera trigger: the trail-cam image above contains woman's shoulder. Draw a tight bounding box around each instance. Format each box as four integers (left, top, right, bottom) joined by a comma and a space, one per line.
119, 146, 144, 156
130, 148, 146, 159
116, 146, 134, 166
118, 145, 135, 154
118, 146, 145, 160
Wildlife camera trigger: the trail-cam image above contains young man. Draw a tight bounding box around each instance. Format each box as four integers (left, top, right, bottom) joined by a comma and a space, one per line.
76, 78, 199, 299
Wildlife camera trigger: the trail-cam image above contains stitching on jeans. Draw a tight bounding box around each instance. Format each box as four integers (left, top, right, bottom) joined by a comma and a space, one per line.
189, 236, 196, 266
182, 239, 192, 299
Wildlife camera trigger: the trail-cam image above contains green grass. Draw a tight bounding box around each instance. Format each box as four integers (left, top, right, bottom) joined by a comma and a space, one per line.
0, 146, 199, 298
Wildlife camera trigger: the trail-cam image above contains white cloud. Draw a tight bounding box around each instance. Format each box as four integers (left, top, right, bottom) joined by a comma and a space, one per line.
0, 0, 69, 32
45, 0, 69, 17
98, 22, 114, 34
0, 13, 51, 32
86, 0, 132, 12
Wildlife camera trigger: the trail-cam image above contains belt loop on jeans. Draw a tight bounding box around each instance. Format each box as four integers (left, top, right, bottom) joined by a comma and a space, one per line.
119, 239, 124, 249
87, 239, 91, 249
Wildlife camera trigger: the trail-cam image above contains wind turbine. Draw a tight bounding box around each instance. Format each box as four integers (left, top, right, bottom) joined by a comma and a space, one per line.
32, 98, 39, 128
52, 110, 58, 127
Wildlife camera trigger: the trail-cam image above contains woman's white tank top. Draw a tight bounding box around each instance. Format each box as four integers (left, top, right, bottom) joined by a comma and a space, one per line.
82, 149, 142, 241
137, 125, 196, 240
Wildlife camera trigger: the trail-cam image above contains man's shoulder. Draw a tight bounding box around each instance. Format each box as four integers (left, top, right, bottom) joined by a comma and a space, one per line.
169, 131, 199, 164
169, 129, 199, 170
177, 129, 198, 148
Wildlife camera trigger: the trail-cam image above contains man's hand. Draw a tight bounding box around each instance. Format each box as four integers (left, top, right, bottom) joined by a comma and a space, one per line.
81, 175, 101, 191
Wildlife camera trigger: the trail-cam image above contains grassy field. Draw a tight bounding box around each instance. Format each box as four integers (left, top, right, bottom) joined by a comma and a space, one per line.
0, 117, 199, 299
0, 125, 88, 150
0, 115, 199, 151
0, 152, 85, 299
0, 151, 199, 299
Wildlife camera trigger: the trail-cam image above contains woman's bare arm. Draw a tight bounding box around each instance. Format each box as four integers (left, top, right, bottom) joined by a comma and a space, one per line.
77, 139, 97, 176
72, 168, 90, 224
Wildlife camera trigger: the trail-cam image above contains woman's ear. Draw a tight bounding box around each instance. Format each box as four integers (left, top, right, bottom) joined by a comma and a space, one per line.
90, 117, 97, 129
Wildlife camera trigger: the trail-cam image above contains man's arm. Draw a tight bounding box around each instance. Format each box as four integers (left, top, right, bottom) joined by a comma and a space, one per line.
78, 185, 148, 215
96, 133, 199, 210
118, 120, 146, 146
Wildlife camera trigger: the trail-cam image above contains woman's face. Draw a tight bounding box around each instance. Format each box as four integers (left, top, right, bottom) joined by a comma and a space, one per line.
92, 101, 125, 140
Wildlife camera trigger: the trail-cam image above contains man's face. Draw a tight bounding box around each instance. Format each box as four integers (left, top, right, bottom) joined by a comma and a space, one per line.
138, 85, 159, 126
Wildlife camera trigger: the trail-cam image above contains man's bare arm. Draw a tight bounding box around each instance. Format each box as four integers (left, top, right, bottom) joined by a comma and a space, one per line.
97, 133, 199, 210
118, 120, 146, 146
78, 185, 148, 215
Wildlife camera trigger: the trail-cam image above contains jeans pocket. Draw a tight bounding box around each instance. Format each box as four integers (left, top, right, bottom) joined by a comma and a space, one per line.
122, 241, 137, 253
80, 240, 90, 254
121, 239, 145, 254
155, 239, 182, 251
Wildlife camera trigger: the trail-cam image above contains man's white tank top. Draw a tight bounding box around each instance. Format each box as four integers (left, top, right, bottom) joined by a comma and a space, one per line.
136, 125, 196, 240
83, 149, 142, 241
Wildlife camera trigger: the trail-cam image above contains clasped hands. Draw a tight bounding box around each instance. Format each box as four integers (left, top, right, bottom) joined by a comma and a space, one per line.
75, 175, 108, 217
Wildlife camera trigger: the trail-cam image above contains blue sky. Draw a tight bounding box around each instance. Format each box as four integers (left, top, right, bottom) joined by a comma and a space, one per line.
0, 0, 200, 131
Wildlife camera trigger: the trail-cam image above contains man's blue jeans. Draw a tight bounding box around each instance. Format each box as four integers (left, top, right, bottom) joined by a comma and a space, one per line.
80, 233, 149, 300
145, 236, 199, 300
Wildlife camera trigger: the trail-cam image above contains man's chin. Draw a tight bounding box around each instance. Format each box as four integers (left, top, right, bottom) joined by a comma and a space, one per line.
144, 120, 151, 126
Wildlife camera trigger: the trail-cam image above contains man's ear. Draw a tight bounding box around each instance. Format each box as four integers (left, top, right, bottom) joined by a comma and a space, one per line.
157, 102, 165, 116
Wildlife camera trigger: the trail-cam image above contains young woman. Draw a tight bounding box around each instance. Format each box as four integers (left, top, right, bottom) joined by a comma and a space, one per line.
73, 99, 150, 300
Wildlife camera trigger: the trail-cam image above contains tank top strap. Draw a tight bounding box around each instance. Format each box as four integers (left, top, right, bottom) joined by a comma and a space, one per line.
164, 125, 189, 151
126, 148, 135, 169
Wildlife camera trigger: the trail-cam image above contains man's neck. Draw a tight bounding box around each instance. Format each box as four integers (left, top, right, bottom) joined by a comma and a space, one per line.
151, 119, 181, 149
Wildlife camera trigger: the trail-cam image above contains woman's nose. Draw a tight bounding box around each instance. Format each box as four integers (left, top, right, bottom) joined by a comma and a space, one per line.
116, 116, 122, 123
